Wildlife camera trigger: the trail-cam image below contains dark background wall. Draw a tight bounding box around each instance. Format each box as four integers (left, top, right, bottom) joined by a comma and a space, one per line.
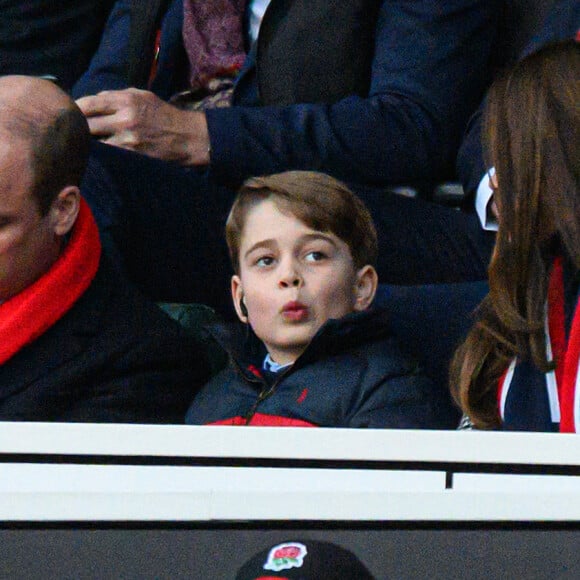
0, 1, 116, 91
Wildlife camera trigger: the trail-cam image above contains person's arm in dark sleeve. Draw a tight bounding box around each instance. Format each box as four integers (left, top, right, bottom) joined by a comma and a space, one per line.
206, 0, 499, 187
72, 0, 133, 98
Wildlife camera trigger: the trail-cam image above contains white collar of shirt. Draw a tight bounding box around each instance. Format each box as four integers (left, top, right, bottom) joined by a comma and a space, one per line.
248, 0, 272, 44
263, 352, 293, 373
475, 167, 498, 232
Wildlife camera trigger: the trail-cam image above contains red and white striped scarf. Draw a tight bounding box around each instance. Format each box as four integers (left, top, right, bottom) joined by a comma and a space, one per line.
498, 258, 580, 432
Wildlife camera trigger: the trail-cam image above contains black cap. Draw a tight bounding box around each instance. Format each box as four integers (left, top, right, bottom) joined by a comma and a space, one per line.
236, 539, 375, 579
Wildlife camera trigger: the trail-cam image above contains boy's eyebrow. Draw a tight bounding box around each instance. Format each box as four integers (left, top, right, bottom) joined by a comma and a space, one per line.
243, 239, 277, 260
243, 233, 338, 260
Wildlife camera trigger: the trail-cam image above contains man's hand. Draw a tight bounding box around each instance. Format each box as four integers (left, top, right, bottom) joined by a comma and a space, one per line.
76, 88, 210, 166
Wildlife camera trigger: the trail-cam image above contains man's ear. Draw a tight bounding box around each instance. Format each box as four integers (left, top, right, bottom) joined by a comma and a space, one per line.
353, 265, 378, 311
49, 186, 81, 236
231, 275, 248, 323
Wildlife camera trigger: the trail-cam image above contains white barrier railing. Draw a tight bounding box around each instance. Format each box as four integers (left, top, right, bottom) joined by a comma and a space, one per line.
0, 423, 578, 522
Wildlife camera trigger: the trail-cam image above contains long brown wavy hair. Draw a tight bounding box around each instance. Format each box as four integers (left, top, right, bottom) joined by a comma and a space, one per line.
450, 40, 580, 429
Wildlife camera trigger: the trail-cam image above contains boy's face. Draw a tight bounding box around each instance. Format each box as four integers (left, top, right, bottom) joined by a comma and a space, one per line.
232, 198, 377, 365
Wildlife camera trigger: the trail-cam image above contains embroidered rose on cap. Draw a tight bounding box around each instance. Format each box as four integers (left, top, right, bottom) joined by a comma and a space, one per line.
263, 542, 308, 572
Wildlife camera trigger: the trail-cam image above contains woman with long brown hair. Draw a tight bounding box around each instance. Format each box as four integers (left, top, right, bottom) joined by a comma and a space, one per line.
451, 39, 580, 431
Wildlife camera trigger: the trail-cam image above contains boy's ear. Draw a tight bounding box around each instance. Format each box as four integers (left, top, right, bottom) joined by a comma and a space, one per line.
353, 265, 378, 311
231, 275, 248, 323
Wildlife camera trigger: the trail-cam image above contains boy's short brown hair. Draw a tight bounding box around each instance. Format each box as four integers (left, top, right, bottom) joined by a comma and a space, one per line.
226, 171, 378, 274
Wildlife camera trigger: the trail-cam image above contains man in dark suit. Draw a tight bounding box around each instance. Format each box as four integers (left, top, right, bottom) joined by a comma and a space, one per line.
72, 0, 499, 313
0, 75, 209, 422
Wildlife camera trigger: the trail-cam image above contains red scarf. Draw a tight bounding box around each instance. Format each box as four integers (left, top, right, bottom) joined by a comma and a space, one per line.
0, 198, 101, 365
498, 257, 580, 432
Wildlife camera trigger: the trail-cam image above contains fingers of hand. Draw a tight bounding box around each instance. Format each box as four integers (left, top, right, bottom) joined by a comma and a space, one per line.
80, 90, 151, 140
85, 103, 143, 137
76, 88, 150, 117
76, 92, 120, 117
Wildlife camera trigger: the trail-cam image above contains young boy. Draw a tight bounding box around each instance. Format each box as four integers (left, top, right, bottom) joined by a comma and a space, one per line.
185, 171, 446, 428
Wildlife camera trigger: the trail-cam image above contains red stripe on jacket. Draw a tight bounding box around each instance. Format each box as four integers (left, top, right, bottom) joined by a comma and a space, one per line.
208, 413, 317, 427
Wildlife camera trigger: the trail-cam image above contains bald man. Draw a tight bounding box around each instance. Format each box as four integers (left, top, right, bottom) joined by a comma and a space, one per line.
0, 76, 209, 423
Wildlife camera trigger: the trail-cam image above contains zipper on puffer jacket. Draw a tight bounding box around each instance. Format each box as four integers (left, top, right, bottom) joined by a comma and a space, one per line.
242, 370, 288, 425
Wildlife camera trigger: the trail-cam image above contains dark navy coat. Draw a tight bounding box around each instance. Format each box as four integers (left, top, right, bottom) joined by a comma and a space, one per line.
0, 258, 209, 423
185, 308, 456, 429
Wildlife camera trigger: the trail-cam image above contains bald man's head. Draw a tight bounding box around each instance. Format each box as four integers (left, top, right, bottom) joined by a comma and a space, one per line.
0, 76, 90, 215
